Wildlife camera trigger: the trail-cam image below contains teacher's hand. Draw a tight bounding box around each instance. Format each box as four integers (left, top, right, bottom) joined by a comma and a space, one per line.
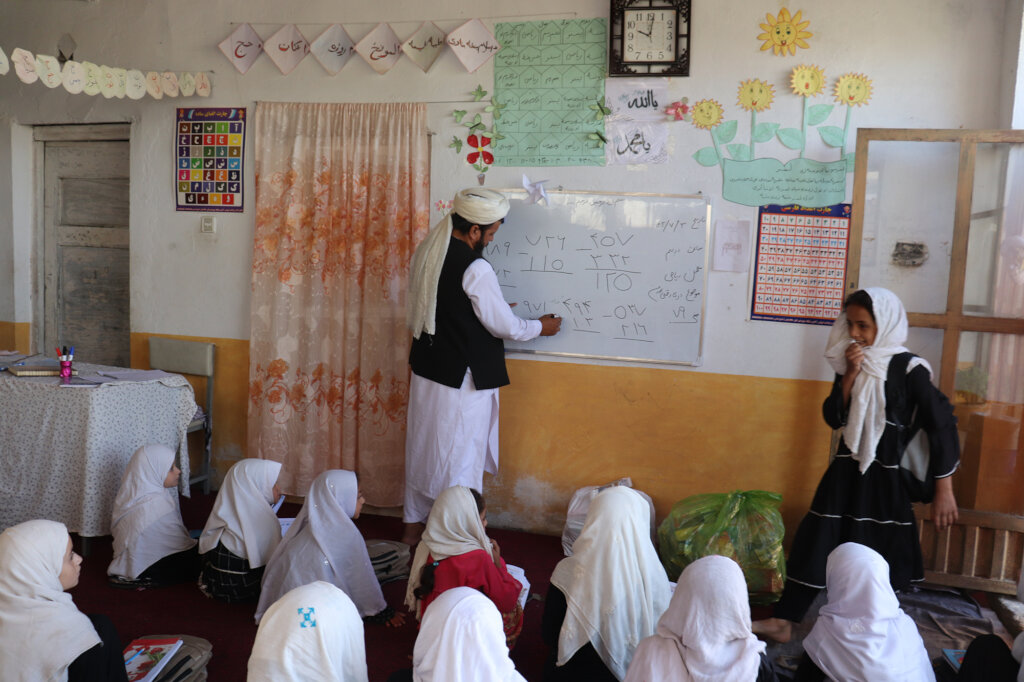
539, 314, 562, 336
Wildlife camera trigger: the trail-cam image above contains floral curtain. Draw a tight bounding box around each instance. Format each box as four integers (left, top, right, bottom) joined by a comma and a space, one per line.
249, 102, 429, 504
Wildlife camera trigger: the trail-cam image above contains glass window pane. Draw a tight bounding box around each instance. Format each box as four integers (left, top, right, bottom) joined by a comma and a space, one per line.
859, 141, 959, 314
907, 326, 944, 374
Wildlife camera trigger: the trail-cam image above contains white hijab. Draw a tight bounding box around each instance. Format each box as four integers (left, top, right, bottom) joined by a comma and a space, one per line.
550, 486, 673, 681
0, 520, 101, 682
1014, 569, 1024, 682
247, 580, 368, 682
256, 470, 385, 622
407, 188, 511, 339
823, 287, 931, 472
625, 555, 765, 682
804, 543, 935, 682
404, 485, 493, 615
109, 444, 196, 579
412, 586, 527, 682
198, 459, 282, 567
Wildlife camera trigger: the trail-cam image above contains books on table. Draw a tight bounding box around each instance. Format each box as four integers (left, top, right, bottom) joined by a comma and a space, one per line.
123, 636, 183, 682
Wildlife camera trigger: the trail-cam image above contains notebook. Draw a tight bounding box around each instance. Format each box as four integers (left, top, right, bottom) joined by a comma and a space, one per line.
941, 648, 966, 672
123, 636, 183, 682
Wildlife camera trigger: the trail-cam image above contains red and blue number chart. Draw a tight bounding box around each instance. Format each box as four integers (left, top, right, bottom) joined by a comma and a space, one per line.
176, 107, 245, 212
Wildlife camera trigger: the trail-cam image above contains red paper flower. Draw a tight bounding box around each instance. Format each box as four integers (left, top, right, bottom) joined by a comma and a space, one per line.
466, 134, 493, 166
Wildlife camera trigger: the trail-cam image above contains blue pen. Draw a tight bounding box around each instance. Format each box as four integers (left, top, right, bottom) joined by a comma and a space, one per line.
124, 648, 144, 665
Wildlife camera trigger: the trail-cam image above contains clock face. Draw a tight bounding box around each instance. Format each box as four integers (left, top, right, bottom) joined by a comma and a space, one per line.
623, 8, 677, 63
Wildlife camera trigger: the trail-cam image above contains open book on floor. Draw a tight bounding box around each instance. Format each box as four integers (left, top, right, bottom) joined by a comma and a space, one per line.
123, 636, 183, 682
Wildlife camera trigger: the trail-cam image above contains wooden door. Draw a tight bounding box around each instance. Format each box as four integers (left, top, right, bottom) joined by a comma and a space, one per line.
41, 129, 130, 367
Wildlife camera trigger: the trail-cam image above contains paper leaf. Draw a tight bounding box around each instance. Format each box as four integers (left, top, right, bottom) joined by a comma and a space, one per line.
453, 110, 466, 123
777, 128, 804, 149
727, 144, 752, 161
693, 147, 720, 166
846, 152, 856, 172
484, 98, 506, 120
471, 84, 487, 101
818, 125, 846, 148
713, 120, 738, 144
449, 136, 463, 153
751, 122, 780, 143
807, 103, 834, 126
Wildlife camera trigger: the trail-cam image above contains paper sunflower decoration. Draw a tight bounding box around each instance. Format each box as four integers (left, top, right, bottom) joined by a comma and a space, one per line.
737, 79, 775, 112
833, 73, 873, 107
790, 64, 825, 97
758, 8, 812, 56
690, 99, 725, 130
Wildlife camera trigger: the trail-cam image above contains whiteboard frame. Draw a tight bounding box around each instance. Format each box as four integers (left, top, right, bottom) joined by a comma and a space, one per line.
496, 188, 711, 367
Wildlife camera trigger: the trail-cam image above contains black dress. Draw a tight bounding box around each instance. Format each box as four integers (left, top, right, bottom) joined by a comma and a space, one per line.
198, 542, 265, 603
67, 614, 129, 682
774, 356, 960, 622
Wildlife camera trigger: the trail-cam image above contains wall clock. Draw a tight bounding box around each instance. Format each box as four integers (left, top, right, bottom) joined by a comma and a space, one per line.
609, 0, 691, 77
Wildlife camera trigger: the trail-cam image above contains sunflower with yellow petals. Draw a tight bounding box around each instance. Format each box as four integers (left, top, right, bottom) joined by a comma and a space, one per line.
834, 73, 873, 107
790, 64, 825, 97
758, 8, 812, 56
737, 79, 775, 113
691, 99, 724, 130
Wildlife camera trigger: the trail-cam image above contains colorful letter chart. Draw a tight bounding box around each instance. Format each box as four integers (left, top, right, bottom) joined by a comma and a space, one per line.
176, 107, 245, 212
750, 204, 851, 325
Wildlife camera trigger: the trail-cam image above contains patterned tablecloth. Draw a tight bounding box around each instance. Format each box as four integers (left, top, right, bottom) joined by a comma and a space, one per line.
0, 363, 197, 536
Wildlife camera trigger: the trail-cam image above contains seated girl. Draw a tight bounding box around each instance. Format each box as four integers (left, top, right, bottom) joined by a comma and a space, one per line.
542, 486, 672, 682
794, 542, 933, 682
404, 485, 524, 648
108, 443, 199, 588
255, 469, 402, 627
625, 554, 778, 682
0, 519, 129, 682
197, 458, 282, 603
248, 581, 369, 682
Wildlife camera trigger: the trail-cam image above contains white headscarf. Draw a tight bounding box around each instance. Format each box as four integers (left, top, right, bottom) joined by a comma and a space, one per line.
412, 586, 526, 682
407, 188, 511, 339
404, 485, 493, 615
247, 580, 368, 682
550, 486, 673, 681
625, 555, 765, 682
108, 444, 196, 580
823, 287, 932, 472
0, 520, 101, 682
256, 470, 385, 622
198, 459, 282, 567
803, 543, 935, 682
1014, 570, 1024, 682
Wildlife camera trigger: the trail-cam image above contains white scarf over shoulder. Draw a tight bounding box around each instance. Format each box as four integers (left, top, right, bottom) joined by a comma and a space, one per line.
198, 459, 282, 567
109, 444, 196, 579
804, 543, 935, 682
823, 287, 931, 472
404, 485, 493, 615
625, 555, 764, 682
413, 586, 526, 682
0, 520, 101, 682
248, 581, 368, 682
407, 188, 510, 339
550, 486, 672, 681
256, 470, 385, 622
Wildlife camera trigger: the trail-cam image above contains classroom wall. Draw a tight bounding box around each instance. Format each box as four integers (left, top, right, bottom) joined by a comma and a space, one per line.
1, 0, 1021, 538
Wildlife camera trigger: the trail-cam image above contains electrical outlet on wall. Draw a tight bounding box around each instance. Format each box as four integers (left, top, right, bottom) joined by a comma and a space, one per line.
200, 215, 216, 234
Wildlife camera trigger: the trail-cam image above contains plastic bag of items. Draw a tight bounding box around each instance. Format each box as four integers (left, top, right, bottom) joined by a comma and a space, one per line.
561, 477, 655, 556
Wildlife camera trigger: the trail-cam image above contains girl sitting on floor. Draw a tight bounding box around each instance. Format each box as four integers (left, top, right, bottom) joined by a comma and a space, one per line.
255, 469, 403, 627
404, 485, 524, 648
542, 485, 672, 682
197, 458, 282, 603
248, 581, 369, 682
108, 444, 199, 589
0, 519, 129, 682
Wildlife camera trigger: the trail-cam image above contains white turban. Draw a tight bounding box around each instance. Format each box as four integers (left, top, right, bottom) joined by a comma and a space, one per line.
407, 189, 511, 339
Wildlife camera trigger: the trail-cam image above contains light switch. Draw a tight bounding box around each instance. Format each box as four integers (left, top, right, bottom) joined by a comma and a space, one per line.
200, 215, 216, 234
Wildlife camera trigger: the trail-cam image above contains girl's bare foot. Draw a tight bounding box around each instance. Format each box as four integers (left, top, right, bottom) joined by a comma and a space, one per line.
751, 617, 793, 643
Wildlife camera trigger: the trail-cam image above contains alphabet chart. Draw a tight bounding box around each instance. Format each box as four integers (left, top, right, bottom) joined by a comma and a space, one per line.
750, 204, 850, 325
176, 107, 245, 212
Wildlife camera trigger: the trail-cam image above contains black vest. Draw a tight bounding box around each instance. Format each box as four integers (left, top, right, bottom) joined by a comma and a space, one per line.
409, 237, 510, 390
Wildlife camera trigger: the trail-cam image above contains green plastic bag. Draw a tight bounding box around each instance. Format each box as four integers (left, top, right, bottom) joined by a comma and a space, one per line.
657, 490, 786, 604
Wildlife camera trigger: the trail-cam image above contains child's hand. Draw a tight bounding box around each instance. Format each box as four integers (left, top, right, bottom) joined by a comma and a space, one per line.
386, 611, 407, 628
844, 340, 864, 373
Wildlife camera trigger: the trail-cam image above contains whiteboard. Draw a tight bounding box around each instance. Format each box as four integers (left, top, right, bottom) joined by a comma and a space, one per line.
487, 190, 710, 365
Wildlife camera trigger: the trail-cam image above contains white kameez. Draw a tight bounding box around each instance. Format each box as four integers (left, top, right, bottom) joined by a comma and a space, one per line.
404, 259, 541, 523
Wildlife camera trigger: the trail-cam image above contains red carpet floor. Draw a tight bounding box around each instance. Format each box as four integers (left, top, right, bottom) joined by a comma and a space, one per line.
68, 487, 564, 682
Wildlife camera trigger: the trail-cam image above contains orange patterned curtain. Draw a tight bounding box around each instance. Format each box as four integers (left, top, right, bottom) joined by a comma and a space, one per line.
249, 102, 429, 504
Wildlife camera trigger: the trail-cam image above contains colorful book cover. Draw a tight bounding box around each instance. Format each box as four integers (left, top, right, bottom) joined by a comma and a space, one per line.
123, 637, 183, 682
942, 648, 966, 672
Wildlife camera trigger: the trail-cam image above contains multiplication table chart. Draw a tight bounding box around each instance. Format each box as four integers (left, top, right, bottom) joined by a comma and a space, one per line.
750, 203, 850, 325
176, 107, 245, 212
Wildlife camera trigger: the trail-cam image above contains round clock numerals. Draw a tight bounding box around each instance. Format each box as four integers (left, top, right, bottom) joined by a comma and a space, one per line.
609, 1, 690, 77
623, 9, 676, 63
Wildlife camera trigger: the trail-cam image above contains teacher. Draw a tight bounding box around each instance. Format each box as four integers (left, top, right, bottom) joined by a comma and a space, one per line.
403, 188, 561, 546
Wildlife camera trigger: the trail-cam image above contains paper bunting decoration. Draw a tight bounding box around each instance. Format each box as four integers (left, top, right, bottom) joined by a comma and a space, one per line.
145, 71, 163, 99
61, 61, 85, 94
522, 175, 549, 205
161, 72, 180, 97
265, 24, 309, 75
35, 55, 62, 88
125, 69, 147, 99
114, 68, 128, 99
446, 19, 500, 73
81, 62, 101, 96
402, 22, 446, 72
0, 47, 9, 76
311, 24, 356, 75
355, 23, 403, 74
100, 66, 118, 98
194, 72, 211, 97
178, 72, 196, 97
12, 48, 38, 84
219, 23, 263, 74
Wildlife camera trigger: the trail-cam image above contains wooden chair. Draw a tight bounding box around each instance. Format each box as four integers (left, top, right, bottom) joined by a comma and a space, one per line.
149, 337, 215, 494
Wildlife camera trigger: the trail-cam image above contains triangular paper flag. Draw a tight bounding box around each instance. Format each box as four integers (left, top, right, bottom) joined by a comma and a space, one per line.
355, 23, 403, 74
446, 19, 501, 73
61, 61, 85, 94
178, 72, 196, 97
310, 24, 355, 75
12, 48, 38, 84
402, 22, 446, 73
264, 24, 309, 75
35, 54, 62, 88
218, 23, 263, 74
125, 69, 146, 99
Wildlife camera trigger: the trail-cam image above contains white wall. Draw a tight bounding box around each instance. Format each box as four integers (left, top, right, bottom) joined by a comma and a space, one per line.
1, 0, 1020, 381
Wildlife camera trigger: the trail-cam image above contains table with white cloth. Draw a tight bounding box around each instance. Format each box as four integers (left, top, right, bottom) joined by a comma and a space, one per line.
0, 363, 197, 536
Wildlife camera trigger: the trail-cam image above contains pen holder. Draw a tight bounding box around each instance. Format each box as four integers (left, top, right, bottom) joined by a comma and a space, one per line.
59, 359, 73, 383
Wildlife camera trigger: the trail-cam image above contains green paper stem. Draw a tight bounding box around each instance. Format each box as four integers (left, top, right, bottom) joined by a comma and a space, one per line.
750, 110, 756, 158
800, 97, 808, 159
841, 105, 852, 161
710, 129, 724, 170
